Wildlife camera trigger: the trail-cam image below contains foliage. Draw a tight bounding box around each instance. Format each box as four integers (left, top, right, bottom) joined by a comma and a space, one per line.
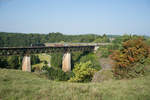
110, 38, 150, 79
112, 34, 144, 50
32, 54, 51, 72
93, 34, 110, 43
98, 45, 113, 58
69, 61, 97, 82
79, 53, 101, 70
0, 32, 103, 47
0, 57, 8, 68
31, 55, 40, 65
7, 56, 22, 69
0, 56, 22, 69
97, 34, 143, 58
50, 53, 63, 68
42, 66, 74, 81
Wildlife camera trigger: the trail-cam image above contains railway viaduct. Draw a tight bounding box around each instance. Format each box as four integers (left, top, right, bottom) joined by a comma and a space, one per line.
0, 43, 111, 72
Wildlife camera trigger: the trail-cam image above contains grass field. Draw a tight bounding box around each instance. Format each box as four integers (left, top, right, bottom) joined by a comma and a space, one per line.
0, 69, 150, 100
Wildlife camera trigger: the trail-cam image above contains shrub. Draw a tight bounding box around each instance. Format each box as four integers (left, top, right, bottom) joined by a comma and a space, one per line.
110, 38, 150, 79
69, 61, 97, 82
42, 66, 74, 81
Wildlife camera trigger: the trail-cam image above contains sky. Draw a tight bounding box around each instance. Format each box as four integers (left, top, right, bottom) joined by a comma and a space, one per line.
0, 0, 150, 35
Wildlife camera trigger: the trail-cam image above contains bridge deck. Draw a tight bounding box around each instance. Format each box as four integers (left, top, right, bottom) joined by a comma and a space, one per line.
0, 46, 95, 56
0, 45, 94, 49
0, 43, 111, 56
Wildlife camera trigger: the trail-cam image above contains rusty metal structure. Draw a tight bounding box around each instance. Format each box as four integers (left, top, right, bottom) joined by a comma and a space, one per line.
0, 45, 94, 56
0, 43, 111, 56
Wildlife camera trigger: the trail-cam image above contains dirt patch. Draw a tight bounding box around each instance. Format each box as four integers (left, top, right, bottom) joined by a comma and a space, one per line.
99, 57, 114, 69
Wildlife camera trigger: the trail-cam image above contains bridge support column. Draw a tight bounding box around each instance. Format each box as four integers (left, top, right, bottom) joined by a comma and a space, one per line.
22, 55, 31, 72
94, 46, 99, 53
62, 52, 71, 72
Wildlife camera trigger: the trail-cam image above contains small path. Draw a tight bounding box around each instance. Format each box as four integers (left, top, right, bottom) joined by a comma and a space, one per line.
99, 58, 114, 69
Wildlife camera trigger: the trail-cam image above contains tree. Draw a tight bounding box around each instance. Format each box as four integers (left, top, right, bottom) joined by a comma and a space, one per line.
110, 38, 150, 79
7, 56, 20, 69
69, 61, 97, 82
31, 55, 40, 65
50, 53, 63, 68
0, 56, 8, 68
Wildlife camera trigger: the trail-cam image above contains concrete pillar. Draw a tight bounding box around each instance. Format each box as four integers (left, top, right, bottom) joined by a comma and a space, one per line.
62, 52, 71, 72
22, 55, 31, 72
94, 46, 99, 53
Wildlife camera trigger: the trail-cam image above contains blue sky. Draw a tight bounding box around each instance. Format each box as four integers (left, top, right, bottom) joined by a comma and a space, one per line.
0, 0, 150, 35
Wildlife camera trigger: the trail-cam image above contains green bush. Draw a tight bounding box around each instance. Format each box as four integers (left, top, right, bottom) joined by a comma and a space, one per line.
69, 61, 97, 82
42, 66, 74, 81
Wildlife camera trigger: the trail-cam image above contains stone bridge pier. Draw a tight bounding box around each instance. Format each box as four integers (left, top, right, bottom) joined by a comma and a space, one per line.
21, 53, 72, 72
62, 52, 71, 72
22, 55, 31, 72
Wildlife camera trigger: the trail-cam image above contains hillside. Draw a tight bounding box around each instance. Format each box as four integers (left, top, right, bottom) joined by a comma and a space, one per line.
0, 69, 150, 100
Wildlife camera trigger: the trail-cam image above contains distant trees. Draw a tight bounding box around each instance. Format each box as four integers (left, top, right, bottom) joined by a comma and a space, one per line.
93, 34, 110, 43
0, 32, 105, 47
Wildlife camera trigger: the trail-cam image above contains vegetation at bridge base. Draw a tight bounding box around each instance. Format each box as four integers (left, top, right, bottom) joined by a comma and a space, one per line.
0, 55, 41, 71
110, 37, 150, 79
0, 56, 22, 69
0, 57, 8, 68
50, 53, 63, 69
41, 66, 74, 81
69, 61, 97, 82
79, 53, 101, 70
31, 55, 40, 65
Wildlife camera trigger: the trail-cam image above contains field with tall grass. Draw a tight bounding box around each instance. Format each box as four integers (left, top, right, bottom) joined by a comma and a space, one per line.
0, 69, 150, 100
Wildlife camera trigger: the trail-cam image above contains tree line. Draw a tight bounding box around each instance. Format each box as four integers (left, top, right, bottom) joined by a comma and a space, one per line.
0, 32, 110, 47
